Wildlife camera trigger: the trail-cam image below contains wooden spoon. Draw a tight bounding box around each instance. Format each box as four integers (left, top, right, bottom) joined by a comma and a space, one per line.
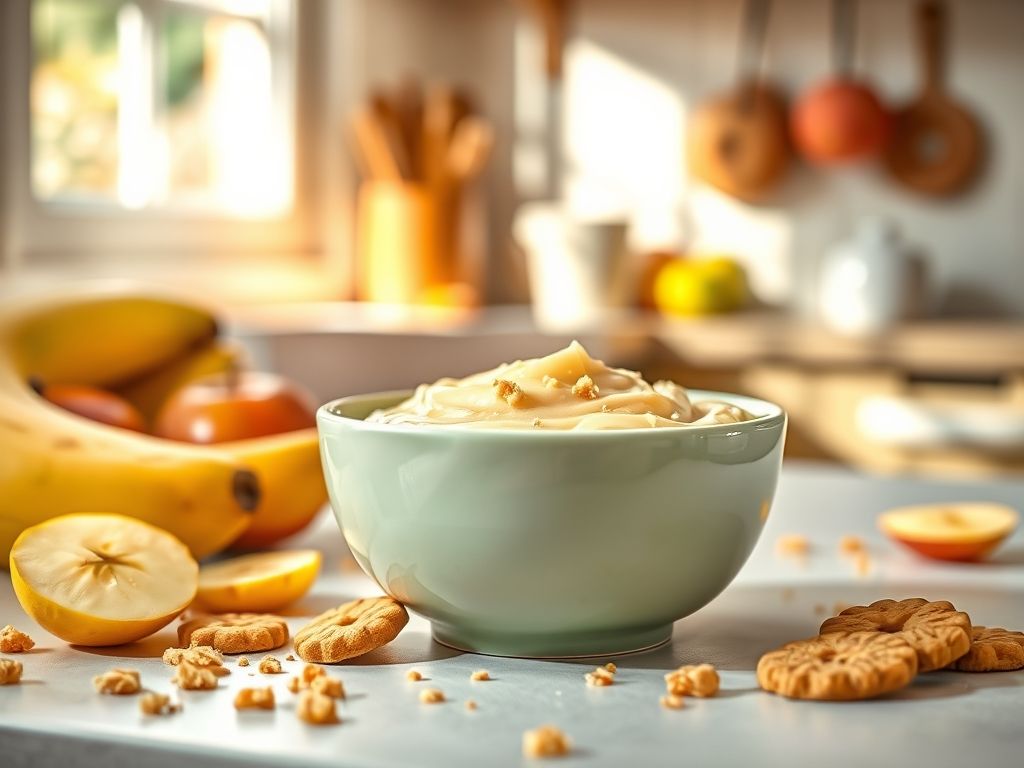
884, 1, 983, 196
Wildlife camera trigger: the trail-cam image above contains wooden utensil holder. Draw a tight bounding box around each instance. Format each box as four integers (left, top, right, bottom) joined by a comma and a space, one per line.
355, 180, 484, 304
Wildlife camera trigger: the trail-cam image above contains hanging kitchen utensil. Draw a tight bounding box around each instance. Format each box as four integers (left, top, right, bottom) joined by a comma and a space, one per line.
884, 1, 983, 196
687, 0, 790, 201
791, 0, 890, 165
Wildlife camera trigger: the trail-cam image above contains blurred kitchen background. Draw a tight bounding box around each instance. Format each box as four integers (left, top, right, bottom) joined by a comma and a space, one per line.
2, 0, 1023, 478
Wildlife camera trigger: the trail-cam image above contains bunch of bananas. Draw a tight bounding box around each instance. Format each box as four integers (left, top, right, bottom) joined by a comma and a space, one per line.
0, 291, 327, 561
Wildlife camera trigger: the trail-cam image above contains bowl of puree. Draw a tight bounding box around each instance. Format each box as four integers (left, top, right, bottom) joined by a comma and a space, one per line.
317, 342, 786, 657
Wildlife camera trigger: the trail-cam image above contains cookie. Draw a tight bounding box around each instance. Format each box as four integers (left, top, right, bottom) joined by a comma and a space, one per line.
178, 613, 289, 654
950, 626, 1024, 672
757, 631, 918, 701
293, 597, 408, 663
819, 598, 971, 672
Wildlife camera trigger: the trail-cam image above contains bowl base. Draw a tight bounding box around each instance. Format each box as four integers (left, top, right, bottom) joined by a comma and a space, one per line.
431, 622, 672, 659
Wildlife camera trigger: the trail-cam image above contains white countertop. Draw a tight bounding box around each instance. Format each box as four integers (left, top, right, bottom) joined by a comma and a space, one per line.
2, 462, 1023, 768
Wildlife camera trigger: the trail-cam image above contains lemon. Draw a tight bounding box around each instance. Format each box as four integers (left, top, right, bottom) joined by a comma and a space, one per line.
10, 513, 198, 646
653, 257, 748, 316
194, 549, 321, 613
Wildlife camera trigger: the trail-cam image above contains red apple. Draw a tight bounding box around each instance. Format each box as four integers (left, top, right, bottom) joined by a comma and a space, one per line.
32, 379, 147, 433
792, 78, 890, 165
878, 503, 1018, 563
154, 371, 317, 444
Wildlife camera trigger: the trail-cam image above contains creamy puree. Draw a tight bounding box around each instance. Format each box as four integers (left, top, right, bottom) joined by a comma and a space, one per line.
368, 341, 753, 430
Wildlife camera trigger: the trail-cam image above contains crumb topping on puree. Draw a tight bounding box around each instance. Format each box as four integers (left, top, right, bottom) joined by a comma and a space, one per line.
369, 342, 752, 431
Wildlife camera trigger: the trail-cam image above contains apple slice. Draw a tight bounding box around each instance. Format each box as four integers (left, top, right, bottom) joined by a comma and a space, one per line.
10, 513, 198, 646
879, 503, 1019, 562
195, 549, 321, 613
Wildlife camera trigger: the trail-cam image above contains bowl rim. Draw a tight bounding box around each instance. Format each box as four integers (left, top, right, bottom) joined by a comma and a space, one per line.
317, 388, 786, 439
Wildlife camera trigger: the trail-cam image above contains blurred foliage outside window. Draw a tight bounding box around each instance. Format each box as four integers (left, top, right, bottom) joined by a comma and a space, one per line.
31, 0, 291, 217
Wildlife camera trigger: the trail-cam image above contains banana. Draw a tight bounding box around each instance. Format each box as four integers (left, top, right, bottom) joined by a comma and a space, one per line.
3, 290, 219, 387
227, 428, 327, 549
0, 293, 259, 562
115, 339, 247, 424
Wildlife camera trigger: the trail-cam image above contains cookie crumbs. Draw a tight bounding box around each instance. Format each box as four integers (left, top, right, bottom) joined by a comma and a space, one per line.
162, 646, 227, 674
406, 669, 423, 682
237, 656, 250, 667
532, 418, 542, 427
0, 625, 35, 653
470, 669, 490, 681
139, 692, 180, 716
0, 658, 24, 685
523, 725, 570, 758
571, 375, 599, 400
838, 535, 866, 555
287, 676, 301, 693
585, 666, 615, 687
94, 668, 141, 695
494, 378, 525, 407
296, 690, 339, 725
310, 675, 345, 700
604, 662, 617, 673
258, 655, 283, 674
664, 663, 719, 698
172, 661, 218, 691
660, 694, 685, 710
286, 654, 296, 661
776, 534, 810, 557
465, 699, 478, 711
542, 375, 561, 389
234, 686, 276, 710
302, 664, 325, 684
419, 688, 445, 704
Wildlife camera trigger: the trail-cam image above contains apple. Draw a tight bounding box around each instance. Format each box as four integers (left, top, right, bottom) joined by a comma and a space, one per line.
879, 503, 1019, 562
792, 78, 890, 165
154, 370, 317, 444
31, 379, 147, 433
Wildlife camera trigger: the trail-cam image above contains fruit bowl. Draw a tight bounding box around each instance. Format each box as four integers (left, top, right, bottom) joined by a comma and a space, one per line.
317, 390, 786, 658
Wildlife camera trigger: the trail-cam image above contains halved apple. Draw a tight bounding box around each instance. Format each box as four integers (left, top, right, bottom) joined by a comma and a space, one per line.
194, 549, 321, 613
878, 503, 1019, 562
10, 513, 198, 646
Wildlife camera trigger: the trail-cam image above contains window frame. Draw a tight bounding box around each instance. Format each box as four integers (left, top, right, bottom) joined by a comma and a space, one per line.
1, 0, 330, 266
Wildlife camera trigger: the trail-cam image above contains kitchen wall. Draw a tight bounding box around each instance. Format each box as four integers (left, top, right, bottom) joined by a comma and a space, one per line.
357, 0, 1024, 317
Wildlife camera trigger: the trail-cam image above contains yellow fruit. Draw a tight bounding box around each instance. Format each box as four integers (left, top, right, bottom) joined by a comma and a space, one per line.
653, 257, 748, 316
116, 340, 246, 424
194, 549, 322, 613
228, 428, 327, 549
10, 513, 198, 646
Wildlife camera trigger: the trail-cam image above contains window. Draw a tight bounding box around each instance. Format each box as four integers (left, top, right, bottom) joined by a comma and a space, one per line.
32, 0, 293, 216
3, 0, 316, 264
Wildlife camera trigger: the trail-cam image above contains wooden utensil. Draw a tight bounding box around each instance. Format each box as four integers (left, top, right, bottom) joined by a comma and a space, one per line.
687, 0, 791, 201
350, 107, 405, 181
884, 1, 983, 196
447, 116, 494, 182
369, 89, 413, 179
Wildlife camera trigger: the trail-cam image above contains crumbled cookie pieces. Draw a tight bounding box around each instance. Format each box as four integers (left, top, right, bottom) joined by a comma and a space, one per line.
94, 668, 141, 695
172, 661, 219, 691
0, 625, 35, 653
234, 687, 276, 710
258, 655, 283, 674
664, 663, 719, 698
139, 692, 180, 716
296, 690, 339, 725
0, 658, 24, 685
523, 725, 570, 758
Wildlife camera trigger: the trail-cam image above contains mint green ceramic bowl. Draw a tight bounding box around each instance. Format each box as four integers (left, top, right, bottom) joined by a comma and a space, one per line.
317, 391, 786, 658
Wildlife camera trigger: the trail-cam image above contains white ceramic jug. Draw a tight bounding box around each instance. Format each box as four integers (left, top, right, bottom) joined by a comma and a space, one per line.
819, 218, 911, 336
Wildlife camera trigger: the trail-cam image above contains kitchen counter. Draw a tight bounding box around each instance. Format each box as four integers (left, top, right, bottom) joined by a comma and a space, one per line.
2, 462, 1022, 768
